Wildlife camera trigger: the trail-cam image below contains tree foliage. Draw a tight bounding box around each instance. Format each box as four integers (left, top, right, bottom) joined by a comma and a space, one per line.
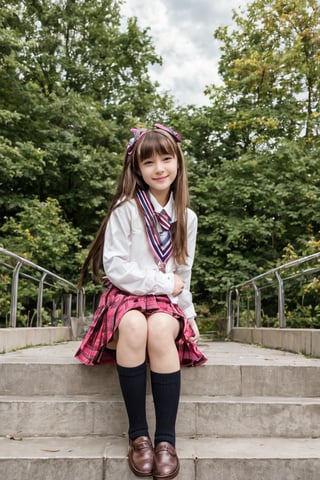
0, 0, 163, 239
188, 0, 320, 312
212, 0, 320, 145
1, 0, 319, 327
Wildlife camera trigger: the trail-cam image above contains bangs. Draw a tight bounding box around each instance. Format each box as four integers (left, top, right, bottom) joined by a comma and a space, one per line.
136, 131, 176, 160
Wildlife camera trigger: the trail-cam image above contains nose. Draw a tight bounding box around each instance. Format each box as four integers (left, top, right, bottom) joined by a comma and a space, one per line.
154, 160, 164, 173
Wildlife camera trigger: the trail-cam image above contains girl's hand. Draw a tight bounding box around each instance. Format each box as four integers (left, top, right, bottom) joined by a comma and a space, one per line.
187, 317, 200, 343
172, 274, 185, 297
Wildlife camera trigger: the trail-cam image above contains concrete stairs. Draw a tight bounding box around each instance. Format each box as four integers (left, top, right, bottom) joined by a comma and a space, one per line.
0, 340, 320, 479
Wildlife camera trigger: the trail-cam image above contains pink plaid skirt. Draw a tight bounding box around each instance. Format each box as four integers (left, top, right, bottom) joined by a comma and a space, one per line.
75, 284, 207, 367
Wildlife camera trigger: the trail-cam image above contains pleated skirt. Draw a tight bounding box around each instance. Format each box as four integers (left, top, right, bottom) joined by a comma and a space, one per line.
75, 283, 207, 367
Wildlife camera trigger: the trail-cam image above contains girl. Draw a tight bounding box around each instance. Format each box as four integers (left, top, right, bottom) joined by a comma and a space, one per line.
75, 124, 207, 479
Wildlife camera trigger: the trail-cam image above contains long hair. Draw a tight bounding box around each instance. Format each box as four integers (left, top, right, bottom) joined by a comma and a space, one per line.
78, 127, 190, 287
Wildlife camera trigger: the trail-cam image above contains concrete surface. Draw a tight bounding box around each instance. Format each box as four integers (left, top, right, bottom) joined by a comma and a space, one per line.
0, 327, 72, 353
1, 341, 320, 480
1, 341, 320, 398
231, 327, 320, 357
0, 435, 320, 480
1, 394, 320, 438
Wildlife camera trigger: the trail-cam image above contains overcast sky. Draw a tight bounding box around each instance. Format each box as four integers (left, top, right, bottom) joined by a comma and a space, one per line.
121, 0, 250, 106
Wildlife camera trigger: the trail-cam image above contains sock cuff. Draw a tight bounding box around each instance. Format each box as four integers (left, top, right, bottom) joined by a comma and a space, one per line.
117, 361, 147, 377
150, 370, 180, 384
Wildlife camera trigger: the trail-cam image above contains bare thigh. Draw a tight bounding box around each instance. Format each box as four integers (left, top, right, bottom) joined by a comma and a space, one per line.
147, 312, 180, 342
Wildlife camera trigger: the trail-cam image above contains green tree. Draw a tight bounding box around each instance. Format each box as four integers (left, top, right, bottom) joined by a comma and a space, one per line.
0, 197, 81, 277
0, 197, 82, 326
0, 3, 47, 214
0, 0, 163, 241
188, 0, 320, 312
211, 0, 320, 147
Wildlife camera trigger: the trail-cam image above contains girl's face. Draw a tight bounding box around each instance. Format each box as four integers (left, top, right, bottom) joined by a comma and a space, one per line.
139, 152, 178, 205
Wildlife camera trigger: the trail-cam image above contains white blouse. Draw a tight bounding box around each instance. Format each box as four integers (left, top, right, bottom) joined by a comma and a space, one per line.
103, 193, 198, 319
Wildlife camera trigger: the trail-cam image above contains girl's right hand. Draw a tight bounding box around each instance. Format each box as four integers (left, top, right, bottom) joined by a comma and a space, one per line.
172, 274, 185, 297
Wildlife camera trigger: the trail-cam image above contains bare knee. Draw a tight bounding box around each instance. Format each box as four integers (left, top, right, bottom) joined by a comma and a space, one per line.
118, 310, 148, 350
147, 313, 179, 353
147, 313, 180, 372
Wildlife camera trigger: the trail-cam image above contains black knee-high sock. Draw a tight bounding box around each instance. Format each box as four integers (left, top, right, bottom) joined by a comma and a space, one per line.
151, 370, 181, 447
116, 362, 149, 440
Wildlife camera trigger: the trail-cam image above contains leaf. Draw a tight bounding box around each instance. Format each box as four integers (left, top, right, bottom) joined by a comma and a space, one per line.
6, 434, 23, 441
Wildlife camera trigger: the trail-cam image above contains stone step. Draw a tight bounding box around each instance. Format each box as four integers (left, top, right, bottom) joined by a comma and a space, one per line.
0, 435, 319, 480
1, 394, 320, 439
1, 341, 320, 397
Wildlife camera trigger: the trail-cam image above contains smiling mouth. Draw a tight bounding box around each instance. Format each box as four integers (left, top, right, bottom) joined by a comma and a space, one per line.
154, 176, 168, 181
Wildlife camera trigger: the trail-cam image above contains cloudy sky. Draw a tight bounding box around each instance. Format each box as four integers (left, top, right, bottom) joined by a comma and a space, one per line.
121, 0, 250, 106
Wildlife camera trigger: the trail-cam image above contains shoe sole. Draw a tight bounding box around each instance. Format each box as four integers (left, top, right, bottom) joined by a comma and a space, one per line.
128, 458, 153, 477
153, 461, 180, 480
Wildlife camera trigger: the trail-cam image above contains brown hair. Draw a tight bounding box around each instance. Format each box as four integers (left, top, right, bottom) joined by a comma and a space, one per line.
78, 127, 190, 287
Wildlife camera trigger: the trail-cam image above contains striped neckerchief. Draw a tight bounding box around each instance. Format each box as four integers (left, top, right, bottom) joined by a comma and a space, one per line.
136, 188, 174, 272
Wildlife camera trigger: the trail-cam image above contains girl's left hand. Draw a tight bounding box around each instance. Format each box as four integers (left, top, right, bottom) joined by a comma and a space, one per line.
187, 317, 200, 343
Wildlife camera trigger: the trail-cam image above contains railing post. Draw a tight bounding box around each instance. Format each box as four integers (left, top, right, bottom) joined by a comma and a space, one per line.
77, 288, 84, 319
37, 272, 47, 327
227, 288, 241, 334
51, 300, 58, 326
9, 261, 22, 328
227, 289, 233, 334
235, 288, 240, 327
252, 281, 261, 328
65, 293, 72, 326
275, 271, 286, 328
226, 251, 320, 331
1, 248, 86, 330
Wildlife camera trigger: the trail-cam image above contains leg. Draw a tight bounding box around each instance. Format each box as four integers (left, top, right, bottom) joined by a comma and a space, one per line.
147, 313, 181, 479
117, 309, 148, 367
147, 312, 180, 373
116, 310, 153, 477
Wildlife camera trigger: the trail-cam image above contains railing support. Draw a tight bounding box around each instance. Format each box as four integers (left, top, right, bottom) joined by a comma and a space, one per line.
227, 290, 233, 334
37, 272, 47, 327
252, 282, 261, 328
1, 247, 86, 329
61, 293, 73, 326
10, 261, 23, 328
227, 251, 320, 331
275, 271, 285, 328
77, 288, 85, 319
235, 288, 240, 327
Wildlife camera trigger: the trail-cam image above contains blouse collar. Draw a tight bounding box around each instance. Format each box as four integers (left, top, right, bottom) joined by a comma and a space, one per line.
148, 191, 175, 221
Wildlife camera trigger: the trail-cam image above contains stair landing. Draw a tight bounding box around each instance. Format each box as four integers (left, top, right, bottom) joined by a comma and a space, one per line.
0, 340, 320, 480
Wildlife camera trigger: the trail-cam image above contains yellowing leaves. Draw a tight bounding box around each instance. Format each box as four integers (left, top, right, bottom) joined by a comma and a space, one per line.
24, 228, 36, 243
228, 116, 279, 131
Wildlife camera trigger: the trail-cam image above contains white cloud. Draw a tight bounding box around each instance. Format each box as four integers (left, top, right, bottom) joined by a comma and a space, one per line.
121, 0, 249, 105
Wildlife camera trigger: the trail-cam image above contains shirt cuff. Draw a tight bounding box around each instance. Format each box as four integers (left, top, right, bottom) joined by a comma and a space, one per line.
154, 271, 174, 296
183, 304, 196, 319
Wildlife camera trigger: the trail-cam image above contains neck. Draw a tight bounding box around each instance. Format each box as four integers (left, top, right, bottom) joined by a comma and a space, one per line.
149, 189, 170, 207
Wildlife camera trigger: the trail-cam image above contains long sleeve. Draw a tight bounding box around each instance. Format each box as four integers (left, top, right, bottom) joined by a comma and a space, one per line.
103, 200, 175, 295
103, 198, 198, 320
175, 209, 197, 319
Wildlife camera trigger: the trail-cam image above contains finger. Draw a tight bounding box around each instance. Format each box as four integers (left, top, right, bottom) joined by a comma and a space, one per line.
189, 336, 199, 343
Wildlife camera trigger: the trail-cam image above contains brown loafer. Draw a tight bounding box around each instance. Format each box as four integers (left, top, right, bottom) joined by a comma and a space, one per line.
153, 442, 180, 479
128, 436, 154, 477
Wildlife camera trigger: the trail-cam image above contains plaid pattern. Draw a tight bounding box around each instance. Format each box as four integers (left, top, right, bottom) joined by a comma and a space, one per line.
75, 284, 207, 367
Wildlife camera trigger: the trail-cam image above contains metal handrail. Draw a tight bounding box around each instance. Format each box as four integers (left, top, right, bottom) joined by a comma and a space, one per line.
227, 252, 320, 334
0, 247, 84, 328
